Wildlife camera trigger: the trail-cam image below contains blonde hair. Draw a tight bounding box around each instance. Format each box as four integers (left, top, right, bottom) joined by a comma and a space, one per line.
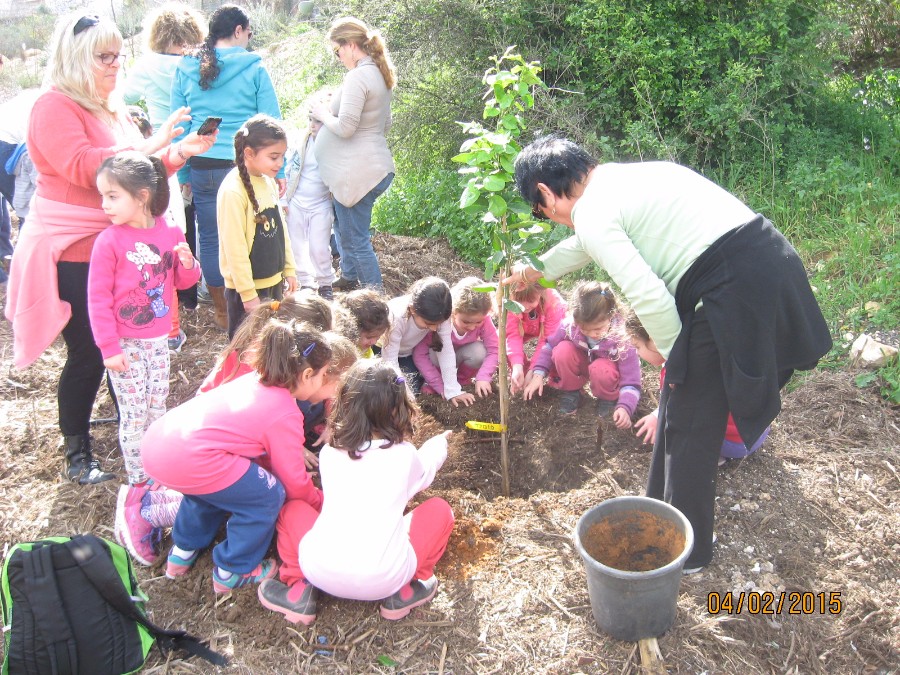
323, 332, 359, 377
452, 276, 492, 316
327, 16, 397, 89
145, 2, 206, 54
44, 13, 125, 119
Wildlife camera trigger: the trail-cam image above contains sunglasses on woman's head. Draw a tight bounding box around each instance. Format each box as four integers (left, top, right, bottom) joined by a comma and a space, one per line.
74, 14, 100, 36
332, 44, 342, 56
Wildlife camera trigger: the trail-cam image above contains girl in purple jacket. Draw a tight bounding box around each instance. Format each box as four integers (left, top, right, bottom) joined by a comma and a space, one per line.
522, 281, 640, 427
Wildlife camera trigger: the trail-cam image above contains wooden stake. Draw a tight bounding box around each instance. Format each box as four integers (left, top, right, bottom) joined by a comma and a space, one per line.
638, 637, 666, 675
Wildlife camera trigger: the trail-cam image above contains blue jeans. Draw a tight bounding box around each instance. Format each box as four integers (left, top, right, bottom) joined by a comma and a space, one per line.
172, 462, 286, 574
190, 164, 233, 288
333, 172, 393, 291
0, 198, 11, 283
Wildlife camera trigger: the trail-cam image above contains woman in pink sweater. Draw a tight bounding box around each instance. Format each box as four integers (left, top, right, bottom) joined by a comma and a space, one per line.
142, 320, 332, 594
4, 12, 214, 485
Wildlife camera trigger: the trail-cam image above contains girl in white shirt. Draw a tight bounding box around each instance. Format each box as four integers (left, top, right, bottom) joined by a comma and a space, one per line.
381, 276, 475, 407
258, 359, 454, 624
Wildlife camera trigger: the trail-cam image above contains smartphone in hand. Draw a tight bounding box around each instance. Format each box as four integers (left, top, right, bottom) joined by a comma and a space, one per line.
196, 116, 222, 136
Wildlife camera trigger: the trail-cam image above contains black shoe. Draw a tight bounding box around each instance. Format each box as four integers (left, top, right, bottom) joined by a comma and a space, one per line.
317, 285, 333, 301
64, 435, 116, 485
332, 277, 359, 292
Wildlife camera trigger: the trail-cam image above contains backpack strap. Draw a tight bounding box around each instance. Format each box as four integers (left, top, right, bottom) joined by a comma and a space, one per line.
22, 543, 79, 675
63, 536, 227, 667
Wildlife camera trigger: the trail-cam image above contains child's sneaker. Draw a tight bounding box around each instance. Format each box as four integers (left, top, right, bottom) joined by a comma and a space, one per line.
114, 484, 160, 566
165, 547, 200, 579
596, 398, 616, 416
557, 389, 581, 415
258, 578, 318, 625
168, 329, 187, 353
379, 575, 439, 620
317, 285, 333, 301
213, 559, 278, 594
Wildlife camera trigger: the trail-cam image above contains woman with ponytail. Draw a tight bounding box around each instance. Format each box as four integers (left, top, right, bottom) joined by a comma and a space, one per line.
170, 4, 284, 329
311, 16, 396, 292
218, 114, 296, 338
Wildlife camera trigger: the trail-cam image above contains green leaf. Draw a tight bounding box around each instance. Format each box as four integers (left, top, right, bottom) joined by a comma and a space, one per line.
537, 277, 557, 288
504, 299, 525, 314
473, 284, 497, 292
376, 655, 399, 668
451, 151, 475, 164
460, 186, 480, 209
484, 106, 500, 118
855, 372, 878, 387
482, 174, 506, 191
488, 194, 508, 217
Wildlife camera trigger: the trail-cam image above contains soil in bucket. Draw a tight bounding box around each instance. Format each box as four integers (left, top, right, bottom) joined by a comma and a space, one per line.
581, 510, 686, 572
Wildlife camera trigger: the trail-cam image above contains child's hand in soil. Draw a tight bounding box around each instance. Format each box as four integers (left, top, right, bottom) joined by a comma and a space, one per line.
475, 380, 492, 397
450, 392, 476, 407
303, 448, 319, 470
612, 407, 633, 429
634, 412, 659, 444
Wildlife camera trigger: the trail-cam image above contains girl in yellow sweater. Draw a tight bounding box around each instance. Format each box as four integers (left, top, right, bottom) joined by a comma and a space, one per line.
217, 114, 297, 337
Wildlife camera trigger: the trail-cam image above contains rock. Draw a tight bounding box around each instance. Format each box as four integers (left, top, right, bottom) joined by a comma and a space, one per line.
850, 334, 898, 368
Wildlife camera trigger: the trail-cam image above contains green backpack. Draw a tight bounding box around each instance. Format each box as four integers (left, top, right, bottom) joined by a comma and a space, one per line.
1, 534, 225, 674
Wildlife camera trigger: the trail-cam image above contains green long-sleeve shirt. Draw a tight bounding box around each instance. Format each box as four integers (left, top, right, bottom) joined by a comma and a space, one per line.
539, 162, 755, 357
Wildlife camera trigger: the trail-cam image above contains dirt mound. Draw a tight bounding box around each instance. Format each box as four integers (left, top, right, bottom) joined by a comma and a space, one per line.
1, 233, 898, 673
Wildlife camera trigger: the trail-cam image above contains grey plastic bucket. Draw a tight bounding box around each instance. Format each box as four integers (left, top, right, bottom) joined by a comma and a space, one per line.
573, 496, 694, 641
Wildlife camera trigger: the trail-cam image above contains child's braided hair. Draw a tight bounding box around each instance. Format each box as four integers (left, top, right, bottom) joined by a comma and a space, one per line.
234, 114, 286, 225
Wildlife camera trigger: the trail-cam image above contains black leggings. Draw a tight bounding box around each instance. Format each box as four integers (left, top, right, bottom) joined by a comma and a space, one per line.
57, 262, 105, 436
646, 309, 729, 569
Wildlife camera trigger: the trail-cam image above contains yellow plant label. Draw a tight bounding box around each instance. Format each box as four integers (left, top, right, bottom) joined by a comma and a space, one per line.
465, 420, 507, 433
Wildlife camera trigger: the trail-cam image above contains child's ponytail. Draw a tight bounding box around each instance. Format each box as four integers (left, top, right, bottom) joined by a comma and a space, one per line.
97, 150, 169, 218
147, 155, 170, 217
254, 319, 332, 388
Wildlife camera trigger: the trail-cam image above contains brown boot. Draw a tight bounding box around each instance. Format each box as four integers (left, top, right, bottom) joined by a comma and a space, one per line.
207, 285, 228, 331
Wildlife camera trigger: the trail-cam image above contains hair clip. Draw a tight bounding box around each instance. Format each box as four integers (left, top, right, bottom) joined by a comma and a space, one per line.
302, 342, 316, 358
395, 376, 406, 384
270, 300, 280, 311
239, 127, 249, 136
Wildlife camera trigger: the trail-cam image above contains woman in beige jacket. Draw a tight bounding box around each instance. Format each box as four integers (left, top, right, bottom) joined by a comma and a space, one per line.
312, 17, 395, 293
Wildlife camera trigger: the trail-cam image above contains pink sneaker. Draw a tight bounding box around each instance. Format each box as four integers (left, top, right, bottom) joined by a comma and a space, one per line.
114, 484, 161, 566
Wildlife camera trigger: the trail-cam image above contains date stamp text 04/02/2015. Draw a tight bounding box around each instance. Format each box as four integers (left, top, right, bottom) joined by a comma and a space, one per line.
707, 591, 843, 615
